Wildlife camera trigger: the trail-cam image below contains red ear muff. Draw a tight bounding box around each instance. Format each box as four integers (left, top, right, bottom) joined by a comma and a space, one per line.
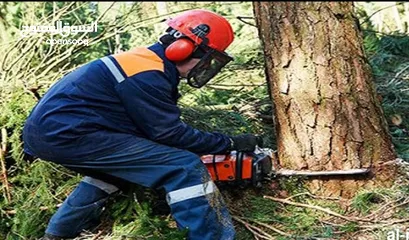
165, 38, 196, 62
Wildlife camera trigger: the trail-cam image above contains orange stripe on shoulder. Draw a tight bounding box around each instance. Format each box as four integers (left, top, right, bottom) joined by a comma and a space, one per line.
112, 48, 164, 77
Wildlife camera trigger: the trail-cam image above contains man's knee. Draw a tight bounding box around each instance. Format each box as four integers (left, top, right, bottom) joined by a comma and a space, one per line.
157, 150, 210, 194
81, 176, 120, 195
177, 150, 205, 169
177, 151, 212, 182
67, 178, 117, 207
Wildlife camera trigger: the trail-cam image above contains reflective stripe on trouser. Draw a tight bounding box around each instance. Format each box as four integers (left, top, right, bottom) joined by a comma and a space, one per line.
167, 181, 234, 240
45, 177, 119, 237
53, 136, 235, 240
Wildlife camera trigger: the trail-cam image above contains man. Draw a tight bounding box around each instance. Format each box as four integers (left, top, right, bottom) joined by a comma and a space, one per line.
23, 9, 259, 240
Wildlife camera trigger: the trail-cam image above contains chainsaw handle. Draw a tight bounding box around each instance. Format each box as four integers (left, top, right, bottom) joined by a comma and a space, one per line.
235, 151, 244, 181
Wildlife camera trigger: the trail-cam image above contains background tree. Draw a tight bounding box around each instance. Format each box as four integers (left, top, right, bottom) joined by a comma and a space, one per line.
253, 2, 398, 198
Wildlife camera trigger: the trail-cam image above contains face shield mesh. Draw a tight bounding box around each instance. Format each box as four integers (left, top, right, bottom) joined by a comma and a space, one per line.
186, 48, 233, 88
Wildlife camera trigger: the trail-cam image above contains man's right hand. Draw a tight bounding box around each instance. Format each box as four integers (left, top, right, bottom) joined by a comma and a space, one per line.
229, 134, 261, 152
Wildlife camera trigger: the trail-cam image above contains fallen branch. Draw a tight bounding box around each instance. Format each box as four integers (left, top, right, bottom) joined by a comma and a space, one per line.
385, 197, 409, 215
245, 218, 292, 237
384, 218, 409, 225
350, 228, 378, 239
91, 230, 105, 240
319, 220, 345, 227
0, 128, 11, 203
232, 216, 274, 240
246, 217, 333, 240
285, 192, 345, 201
360, 218, 409, 229
264, 195, 372, 223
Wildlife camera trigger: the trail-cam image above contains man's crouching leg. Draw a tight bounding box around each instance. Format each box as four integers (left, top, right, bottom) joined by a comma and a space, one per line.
163, 153, 236, 240
45, 177, 119, 238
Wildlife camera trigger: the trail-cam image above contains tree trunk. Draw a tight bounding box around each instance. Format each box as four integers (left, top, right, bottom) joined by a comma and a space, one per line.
253, 2, 398, 198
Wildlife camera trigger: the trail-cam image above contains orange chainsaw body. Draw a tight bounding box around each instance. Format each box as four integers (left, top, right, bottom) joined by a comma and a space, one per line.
200, 151, 272, 186
201, 154, 252, 181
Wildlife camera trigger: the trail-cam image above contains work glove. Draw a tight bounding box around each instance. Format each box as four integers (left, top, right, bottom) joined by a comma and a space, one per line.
229, 134, 261, 152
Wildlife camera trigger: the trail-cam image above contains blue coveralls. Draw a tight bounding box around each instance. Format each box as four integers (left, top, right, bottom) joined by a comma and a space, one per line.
22, 43, 235, 239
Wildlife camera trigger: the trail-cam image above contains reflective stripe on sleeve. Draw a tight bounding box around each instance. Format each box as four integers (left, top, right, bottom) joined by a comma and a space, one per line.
82, 176, 119, 194
101, 56, 125, 83
166, 181, 216, 205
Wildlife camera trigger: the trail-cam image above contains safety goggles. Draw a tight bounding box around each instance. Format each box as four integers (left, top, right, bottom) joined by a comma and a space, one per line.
186, 45, 234, 88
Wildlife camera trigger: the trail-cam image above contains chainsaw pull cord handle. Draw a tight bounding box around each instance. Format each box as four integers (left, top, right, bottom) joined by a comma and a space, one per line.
212, 155, 219, 181
236, 151, 244, 182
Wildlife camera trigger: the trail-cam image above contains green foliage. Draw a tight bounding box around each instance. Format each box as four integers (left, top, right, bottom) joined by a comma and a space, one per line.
0, 88, 36, 166
368, 33, 409, 75
241, 195, 336, 239
106, 188, 185, 240
351, 189, 392, 215
244, 197, 277, 221
182, 108, 253, 135
363, 33, 409, 161
351, 192, 380, 214
3, 160, 81, 239
339, 222, 359, 233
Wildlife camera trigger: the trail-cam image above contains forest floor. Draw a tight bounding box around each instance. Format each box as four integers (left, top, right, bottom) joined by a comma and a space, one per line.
66, 159, 409, 240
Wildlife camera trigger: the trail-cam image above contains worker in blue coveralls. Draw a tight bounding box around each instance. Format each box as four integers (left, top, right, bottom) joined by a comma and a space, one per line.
23, 9, 259, 240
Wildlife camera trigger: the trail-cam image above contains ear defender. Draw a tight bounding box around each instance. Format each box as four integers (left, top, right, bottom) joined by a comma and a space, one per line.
165, 38, 196, 62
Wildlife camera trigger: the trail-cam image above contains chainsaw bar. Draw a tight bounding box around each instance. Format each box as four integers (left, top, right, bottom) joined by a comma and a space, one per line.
272, 168, 371, 177
256, 147, 372, 178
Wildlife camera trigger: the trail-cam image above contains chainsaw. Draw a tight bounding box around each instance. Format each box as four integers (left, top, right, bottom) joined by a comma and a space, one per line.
200, 149, 271, 187
200, 147, 371, 188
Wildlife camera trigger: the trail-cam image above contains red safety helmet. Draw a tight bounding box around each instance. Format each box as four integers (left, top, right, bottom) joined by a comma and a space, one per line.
164, 9, 235, 88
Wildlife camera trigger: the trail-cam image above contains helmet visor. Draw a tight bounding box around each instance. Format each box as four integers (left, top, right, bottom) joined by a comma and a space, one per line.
186, 48, 233, 88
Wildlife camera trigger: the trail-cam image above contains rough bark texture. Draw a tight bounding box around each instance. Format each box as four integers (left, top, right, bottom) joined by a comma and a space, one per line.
253, 2, 398, 198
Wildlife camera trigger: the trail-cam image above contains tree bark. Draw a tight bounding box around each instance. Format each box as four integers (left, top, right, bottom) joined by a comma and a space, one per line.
253, 2, 398, 198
